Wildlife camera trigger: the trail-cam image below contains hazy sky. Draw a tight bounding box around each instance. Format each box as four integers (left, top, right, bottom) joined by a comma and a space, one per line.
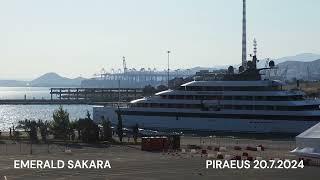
0, 0, 319, 80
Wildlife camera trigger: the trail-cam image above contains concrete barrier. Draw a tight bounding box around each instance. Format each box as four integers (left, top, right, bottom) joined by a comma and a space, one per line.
65, 149, 72, 154
219, 147, 227, 152
225, 154, 232, 160
208, 153, 215, 158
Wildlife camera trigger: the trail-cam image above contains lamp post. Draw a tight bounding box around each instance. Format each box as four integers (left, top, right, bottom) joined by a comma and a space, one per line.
167, 50, 171, 89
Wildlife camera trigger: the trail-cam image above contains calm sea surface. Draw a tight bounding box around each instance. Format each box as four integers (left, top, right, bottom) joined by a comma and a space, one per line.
0, 87, 93, 130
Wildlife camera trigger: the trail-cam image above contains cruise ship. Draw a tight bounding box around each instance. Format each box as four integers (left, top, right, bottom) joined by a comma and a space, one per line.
93, 0, 320, 134
93, 53, 320, 134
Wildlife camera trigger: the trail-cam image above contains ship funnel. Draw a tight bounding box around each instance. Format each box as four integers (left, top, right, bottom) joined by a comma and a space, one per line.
242, 0, 247, 69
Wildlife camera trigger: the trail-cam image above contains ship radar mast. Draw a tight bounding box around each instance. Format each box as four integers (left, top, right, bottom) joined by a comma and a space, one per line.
253, 38, 257, 57
252, 38, 258, 69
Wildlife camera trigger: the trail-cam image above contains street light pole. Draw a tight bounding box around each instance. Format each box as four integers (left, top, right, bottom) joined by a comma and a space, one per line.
167, 50, 171, 89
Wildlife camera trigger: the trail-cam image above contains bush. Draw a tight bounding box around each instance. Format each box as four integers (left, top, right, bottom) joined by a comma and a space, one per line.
132, 123, 139, 144
78, 111, 100, 143
37, 119, 50, 143
17, 119, 38, 142
102, 119, 112, 141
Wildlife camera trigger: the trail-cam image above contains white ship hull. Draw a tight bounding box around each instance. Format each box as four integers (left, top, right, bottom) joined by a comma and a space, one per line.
121, 115, 317, 134
93, 107, 319, 134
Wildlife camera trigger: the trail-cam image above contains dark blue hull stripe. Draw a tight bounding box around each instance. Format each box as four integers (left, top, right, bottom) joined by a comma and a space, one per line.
118, 110, 320, 121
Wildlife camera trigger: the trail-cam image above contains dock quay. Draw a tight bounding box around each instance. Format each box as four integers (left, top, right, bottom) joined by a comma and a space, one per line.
0, 88, 144, 105
50, 87, 143, 101
0, 99, 130, 106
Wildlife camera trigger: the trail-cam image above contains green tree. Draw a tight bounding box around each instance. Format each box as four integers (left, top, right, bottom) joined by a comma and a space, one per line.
69, 120, 79, 141
78, 111, 100, 143
132, 123, 139, 144
102, 118, 112, 141
17, 119, 38, 142
37, 119, 50, 143
51, 106, 71, 141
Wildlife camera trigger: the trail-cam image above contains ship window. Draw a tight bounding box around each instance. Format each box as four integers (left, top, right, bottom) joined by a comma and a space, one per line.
185, 95, 193, 100
176, 95, 184, 99
224, 105, 232, 109
266, 106, 274, 110
277, 106, 289, 111
254, 106, 264, 110
195, 96, 203, 100
214, 96, 219, 100
152, 103, 160, 108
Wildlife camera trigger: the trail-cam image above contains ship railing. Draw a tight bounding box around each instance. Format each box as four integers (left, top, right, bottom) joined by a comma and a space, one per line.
100, 102, 130, 108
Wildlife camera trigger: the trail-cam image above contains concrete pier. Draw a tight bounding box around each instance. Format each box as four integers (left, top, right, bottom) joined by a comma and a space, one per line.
0, 88, 143, 105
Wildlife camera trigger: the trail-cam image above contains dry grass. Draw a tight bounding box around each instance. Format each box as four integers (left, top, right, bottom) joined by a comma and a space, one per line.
284, 81, 320, 97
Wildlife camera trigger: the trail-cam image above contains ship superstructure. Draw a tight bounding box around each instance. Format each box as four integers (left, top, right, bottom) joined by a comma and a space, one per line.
92, 0, 320, 134
93, 53, 320, 134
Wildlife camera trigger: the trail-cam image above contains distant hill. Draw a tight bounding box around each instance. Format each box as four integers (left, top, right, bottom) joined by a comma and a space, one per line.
1, 53, 320, 87
257, 53, 320, 69
0, 73, 86, 87
29, 72, 85, 87
275, 53, 320, 63
276, 59, 320, 80
186, 53, 320, 81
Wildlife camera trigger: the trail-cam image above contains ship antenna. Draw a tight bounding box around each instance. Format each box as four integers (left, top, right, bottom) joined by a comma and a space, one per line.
242, 0, 247, 69
253, 38, 258, 69
167, 50, 171, 89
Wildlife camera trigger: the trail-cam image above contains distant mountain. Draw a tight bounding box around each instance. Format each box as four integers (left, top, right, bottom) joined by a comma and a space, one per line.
257, 53, 320, 81
0, 73, 86, 87
29, 72, 85, 87
257, 53, 320, 69
1, 53, 320, 87
275, 53, 320, 63
186, 53, 320, 81
276, 59, 320, 80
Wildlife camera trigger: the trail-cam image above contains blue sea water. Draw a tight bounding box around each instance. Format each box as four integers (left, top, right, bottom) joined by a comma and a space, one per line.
0, 87, 52, 100
0, 87, 93, 130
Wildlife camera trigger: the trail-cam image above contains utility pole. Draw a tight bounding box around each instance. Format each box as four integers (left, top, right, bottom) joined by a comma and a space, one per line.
118, 79, 120, 104
167, 50, 171, 89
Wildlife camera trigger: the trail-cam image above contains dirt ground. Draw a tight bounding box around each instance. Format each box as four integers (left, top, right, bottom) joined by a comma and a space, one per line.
0, 136, 319, 180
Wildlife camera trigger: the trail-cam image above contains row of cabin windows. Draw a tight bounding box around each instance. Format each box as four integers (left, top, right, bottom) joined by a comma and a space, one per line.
161, 95, 303, 101
178, 86, 282, 91
133, 103, 319, 111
